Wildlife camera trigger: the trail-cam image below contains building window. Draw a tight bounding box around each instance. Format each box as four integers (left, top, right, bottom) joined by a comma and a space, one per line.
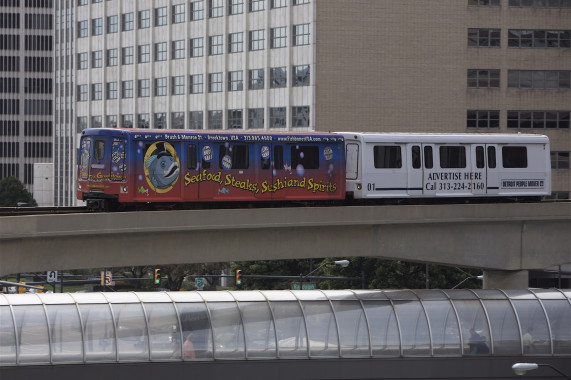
509, 0, 571, 7
467, 110, 500, 129
508, 29, 571, 48
155, 7, 168, 26
293, 24, 309, 46
292, 106, 309, 127
209, 35, 223, 55
171, 112, 185, 129
122, 46, 134, 65
507, 110, 570, 129
293, 0, 309, 4
508, 70, 571, 89
138, 9, 150, 29
78, 20, 88, 37
229, 0, 243, 15
91, 116, 102, 129
122, 80, 133, 98
155, 42, 168, 61
155, 77, 167, 96
228, 109, 243, 129
249, 29, 265, 51
107, 15, 118, 33
190, 74, 203, 93
271, 27, 287, 48
228, 71, 243, 91
293, 65, 310, 86
229, 32, 243, 53
91, 50, 103, 68
121, 114, 133, 128
92, 83, 102, 100
78, 0, 88, 6
551, 151, 570, 169
208, 110, 223, 129
77, 84, 87, 101
172, 76, 185, 95
172, 4, 185, 23
189, 111, 203, 129
549, 191, 570, 200
106, 48, 118, 66
468, 28, 501, 47
154, 113, 167, 129
172, 40, 185, 59
92, 18, 103, 35
249, 69, 264, 89
122, 12, 134, 31
209, 72, 223, 92
209, 0, 224, 17
191, 1, 204, 20
106, 115, 117, 128
250, 0, 264, 12
138, 79, 150, 97
269, 107, 286, 128
248, 108, 264, 129
271, 0, 287, 7
190, 37, 204, 57
106, 82, 117, 99
77, 52, 88, 69
138, 44, 150, 63
468, 0, 500, 6
467, 69, 500, 88
77, 116, 88, 133
138, 113, 150, 128
270, 67, 287, 88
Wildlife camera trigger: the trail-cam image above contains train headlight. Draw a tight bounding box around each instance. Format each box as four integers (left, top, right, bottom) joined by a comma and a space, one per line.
356, 183, 362, 190
121, 185, 128, 193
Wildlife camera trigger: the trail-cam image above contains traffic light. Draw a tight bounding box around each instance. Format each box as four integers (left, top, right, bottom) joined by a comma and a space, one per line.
154, 268, 161, 285
235, 269, 242, 286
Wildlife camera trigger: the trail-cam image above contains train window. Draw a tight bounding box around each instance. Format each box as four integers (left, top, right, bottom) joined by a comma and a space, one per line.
219, 145, 249, 169
502, 146, 527, 168
424, 146, 433, 169
476, 146, 485, 169
488, 146, 496, 168
412, 146, 421, 169
291, 146, 320, 169
274, 145, 284, 170
94, 140, 105, 160
373, 146, 402, 169
187, 144, 197, 170
261, 145, 271, 170
439, 146, 466, 168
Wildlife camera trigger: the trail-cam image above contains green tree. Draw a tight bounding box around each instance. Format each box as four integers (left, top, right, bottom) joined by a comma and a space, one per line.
0, 176, 37, 207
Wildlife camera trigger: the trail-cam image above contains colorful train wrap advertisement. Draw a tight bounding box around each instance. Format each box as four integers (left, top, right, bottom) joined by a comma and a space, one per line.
79, 130, 345, 202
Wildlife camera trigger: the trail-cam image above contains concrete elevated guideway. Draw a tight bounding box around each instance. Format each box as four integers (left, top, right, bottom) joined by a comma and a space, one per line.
0, 202, 570, 288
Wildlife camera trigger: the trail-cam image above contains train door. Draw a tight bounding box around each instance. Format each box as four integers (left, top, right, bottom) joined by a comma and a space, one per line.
422, 144, 437, 196
181, 143, 199, 201
470, 145, 486, 196
407, 144, 423, 197
485, 144, 500, 195
255, 142, 273, 200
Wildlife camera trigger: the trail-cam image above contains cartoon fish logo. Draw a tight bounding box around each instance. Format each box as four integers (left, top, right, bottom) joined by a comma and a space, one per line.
143, 142, 180, 193
218, 187, 229, 195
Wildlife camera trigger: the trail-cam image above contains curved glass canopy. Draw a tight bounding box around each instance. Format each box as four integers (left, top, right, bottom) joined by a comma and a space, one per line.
0, 289, 569, 366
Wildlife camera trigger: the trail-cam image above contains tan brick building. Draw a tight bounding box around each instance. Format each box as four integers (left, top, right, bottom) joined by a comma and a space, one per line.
315, 0, 570, 198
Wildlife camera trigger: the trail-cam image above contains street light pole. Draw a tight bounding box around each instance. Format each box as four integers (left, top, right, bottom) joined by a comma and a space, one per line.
298, 260, 350, 290
512, 363, 571, 379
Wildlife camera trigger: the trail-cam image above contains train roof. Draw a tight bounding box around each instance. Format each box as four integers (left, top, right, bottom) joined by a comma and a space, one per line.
337, 132, 549, 144
81, 128, 341, 138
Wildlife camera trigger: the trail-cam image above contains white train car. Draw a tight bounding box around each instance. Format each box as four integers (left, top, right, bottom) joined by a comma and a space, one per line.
337, 132, 551, 199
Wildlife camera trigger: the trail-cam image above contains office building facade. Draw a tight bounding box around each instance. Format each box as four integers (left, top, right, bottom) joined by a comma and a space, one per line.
0, 0, 53, 195
54, 0, 570, 206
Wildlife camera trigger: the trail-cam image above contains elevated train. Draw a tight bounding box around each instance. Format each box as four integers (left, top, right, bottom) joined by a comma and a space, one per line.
77, 128, 551, 210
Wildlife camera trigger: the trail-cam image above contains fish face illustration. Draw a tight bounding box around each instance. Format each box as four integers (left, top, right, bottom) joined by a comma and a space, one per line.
147, 154, 179, 189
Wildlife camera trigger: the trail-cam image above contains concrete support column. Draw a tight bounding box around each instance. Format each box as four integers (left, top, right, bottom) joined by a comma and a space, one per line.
483, 270, 529, 289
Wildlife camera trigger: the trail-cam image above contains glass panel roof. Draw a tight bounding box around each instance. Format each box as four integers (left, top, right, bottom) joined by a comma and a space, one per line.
0, 289, 568, 366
